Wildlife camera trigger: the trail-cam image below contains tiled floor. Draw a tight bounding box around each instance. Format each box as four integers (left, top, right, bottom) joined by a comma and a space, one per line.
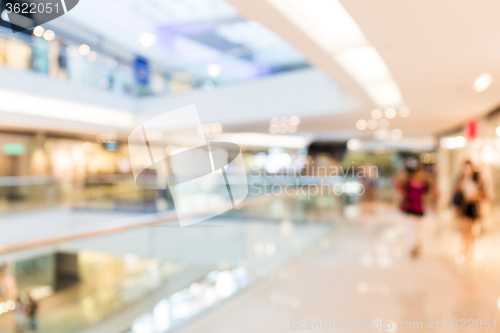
179, 203, 500, 333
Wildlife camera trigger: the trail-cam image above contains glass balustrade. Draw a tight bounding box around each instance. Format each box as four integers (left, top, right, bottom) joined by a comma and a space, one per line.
0, 194, 337, 333
0, 26, 308, 98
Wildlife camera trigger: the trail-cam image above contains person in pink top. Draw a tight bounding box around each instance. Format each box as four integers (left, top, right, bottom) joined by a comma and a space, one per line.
398, 166, 437, 258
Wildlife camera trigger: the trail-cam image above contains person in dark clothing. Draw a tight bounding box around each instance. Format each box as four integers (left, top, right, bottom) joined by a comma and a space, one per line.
26, 295, 38, 333
455, 161, 486, 257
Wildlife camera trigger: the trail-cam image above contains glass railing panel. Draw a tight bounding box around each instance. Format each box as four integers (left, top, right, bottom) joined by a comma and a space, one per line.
0, 192, 338, 333
0, 27, 309, 98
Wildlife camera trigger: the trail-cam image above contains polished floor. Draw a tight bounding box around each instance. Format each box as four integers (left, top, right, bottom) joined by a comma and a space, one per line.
179, 203, 500, 333
2, 199, 500, 333
0, 197, 335, 333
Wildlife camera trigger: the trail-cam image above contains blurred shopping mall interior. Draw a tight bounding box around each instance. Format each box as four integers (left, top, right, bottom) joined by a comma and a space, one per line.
1, 0, 500, 332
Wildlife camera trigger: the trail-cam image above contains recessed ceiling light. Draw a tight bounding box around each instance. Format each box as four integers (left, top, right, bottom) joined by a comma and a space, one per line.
269, 125, 279, 134
473, 74, 492, 92
208, 64, 221, 77
374, 129, 390, 140
139, 33, 157, 47
279, 124, 288, 134
391, 129, 402, 140
447, 137, 457, 149
371, 109, 382, 119
356, 119, 367, 130
33, 26, 44, 37
455, 136, 466, 148
367, 119, 378, 130
347, 139, 362, 151
270, 117, 280, 125
212, 123, 223, 133
289, 116, 301, 126
87, 51, 97, 62
378, 118, 389, 129
43, 29, 55, 41
204, 80, 215, 91
385, 108, 397, 119
78, 44, 90, 56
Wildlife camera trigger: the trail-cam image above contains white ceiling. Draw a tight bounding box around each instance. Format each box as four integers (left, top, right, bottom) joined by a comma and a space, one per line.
7, 0, 500, 143
340, 0, 500, 132
52, 0, 306, 82
227, 0, 500, 136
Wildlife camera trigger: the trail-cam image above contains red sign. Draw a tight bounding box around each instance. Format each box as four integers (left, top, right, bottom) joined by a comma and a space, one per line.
465, 120, 478, 140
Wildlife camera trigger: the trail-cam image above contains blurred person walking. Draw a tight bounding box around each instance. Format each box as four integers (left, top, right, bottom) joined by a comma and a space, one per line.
14, 297, 26, 333
454, 161, 486, 257
26, 295, 38, 333
398, 166, 436, 258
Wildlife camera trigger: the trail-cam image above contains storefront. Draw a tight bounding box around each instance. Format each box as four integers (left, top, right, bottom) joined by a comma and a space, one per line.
437, 112, 500, 224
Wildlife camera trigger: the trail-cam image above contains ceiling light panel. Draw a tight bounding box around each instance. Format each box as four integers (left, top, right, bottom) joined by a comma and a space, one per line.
290, 0, 367, 51
267, 0, 404, 108
334, 46, 392, 85
365, 80, 404, 108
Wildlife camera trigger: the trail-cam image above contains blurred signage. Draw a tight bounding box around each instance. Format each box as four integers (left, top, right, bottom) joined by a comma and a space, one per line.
465, 120, 478, 140
103, 142, 119, 151
134, 56, 150, 86
3, 143, 25, 155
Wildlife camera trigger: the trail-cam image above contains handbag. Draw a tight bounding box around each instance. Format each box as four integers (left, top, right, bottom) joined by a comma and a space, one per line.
452, 191, 463, 207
